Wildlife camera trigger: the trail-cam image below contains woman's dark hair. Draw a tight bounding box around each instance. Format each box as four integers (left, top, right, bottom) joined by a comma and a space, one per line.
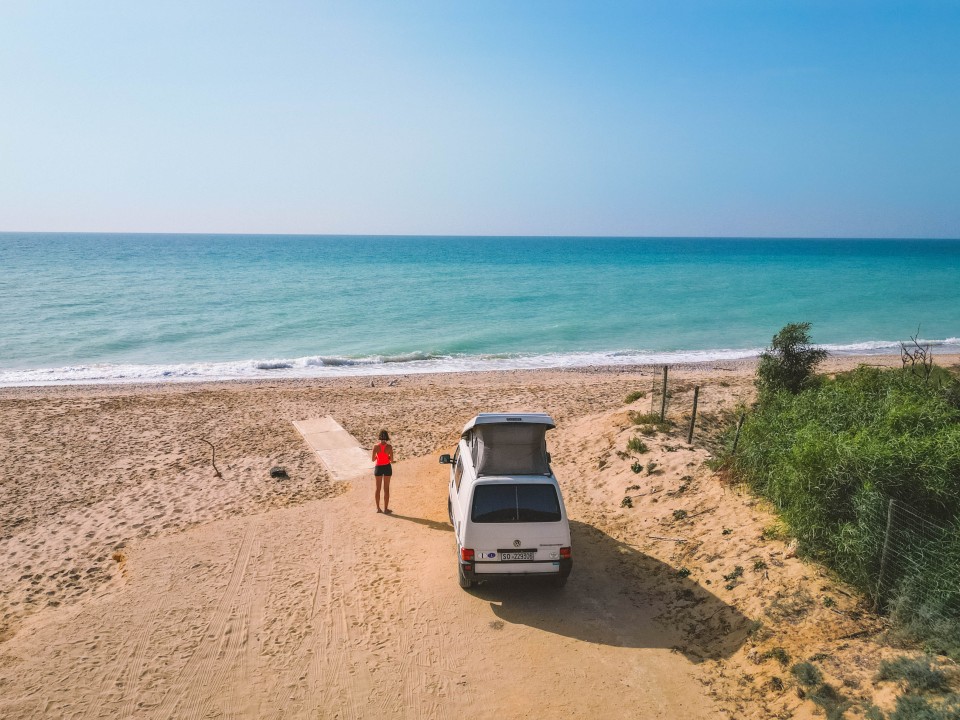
378, 429, 390, 442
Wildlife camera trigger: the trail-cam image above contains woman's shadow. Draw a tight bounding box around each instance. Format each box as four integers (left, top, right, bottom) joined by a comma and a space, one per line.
388, 512, 452, 533
468, 520, 755, 663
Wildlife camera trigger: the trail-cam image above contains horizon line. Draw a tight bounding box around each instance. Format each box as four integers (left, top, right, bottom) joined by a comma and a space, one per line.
2, 230, 959, 241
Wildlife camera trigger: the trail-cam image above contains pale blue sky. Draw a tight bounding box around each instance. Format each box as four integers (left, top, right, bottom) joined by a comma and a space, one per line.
1, 1, 958, 237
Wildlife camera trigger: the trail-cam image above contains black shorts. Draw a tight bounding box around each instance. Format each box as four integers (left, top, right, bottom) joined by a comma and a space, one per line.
374, 463, 393, 477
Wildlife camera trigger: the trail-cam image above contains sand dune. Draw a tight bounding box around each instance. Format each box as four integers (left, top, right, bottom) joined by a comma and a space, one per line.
0, 355, 952, 718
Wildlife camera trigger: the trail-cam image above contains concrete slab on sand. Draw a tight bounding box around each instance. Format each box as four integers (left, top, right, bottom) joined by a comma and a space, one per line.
293, 416, 373, 480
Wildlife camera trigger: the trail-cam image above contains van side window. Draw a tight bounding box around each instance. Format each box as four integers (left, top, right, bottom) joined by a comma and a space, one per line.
454, 456, 464, 492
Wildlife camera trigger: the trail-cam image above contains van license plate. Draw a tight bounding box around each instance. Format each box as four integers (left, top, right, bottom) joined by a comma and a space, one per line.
499, 551, 534, 561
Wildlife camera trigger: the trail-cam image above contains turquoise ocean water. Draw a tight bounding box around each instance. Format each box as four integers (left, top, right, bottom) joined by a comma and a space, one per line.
1, 234, 959, 386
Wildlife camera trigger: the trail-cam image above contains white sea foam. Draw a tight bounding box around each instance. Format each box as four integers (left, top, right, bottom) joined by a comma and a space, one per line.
3, 338, 960, 387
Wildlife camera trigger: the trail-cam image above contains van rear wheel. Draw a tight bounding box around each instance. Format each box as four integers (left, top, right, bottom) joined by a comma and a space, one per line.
457, 561, 474, 589
553, 574, 568, 588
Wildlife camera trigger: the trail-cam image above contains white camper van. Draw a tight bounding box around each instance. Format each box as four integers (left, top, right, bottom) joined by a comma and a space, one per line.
440, 413, 572, 589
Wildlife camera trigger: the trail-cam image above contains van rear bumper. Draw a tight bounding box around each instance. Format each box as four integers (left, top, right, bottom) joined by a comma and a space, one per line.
463, 558, 572, 581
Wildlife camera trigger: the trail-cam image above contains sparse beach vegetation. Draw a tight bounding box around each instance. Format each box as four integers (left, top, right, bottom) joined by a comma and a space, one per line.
764, 646, 790, 665
792, 661, 823, 686
629, 411, 673, 434
876, 656, 950, 693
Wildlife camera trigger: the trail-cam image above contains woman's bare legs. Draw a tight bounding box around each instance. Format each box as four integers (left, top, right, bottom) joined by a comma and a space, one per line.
383, 476, 391, 513
375, 475, 383, 512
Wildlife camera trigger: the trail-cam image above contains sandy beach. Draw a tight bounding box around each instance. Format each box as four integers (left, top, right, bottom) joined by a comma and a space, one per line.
1, 354, 955, 719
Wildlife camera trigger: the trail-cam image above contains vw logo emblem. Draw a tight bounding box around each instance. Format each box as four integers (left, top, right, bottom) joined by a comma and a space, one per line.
513, 539, 521, 548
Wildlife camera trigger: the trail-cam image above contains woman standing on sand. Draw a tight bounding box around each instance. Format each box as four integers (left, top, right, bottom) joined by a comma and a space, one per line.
372, 430, 394, 514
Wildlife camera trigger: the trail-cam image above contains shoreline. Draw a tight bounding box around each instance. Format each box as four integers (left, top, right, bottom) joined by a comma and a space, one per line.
0, 351, 951, 397
3, 340, 960, 389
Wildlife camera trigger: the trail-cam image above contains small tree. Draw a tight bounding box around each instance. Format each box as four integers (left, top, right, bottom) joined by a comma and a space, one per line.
756, 322, 827, 394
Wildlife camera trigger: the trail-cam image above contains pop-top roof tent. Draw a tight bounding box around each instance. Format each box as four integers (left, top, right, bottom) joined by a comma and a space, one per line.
460, 413, 555, 477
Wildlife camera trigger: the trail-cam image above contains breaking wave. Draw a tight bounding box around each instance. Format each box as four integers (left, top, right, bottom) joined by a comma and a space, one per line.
3, 338, 960, 387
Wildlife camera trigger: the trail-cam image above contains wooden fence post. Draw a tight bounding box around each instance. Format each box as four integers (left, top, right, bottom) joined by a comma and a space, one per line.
659, 365, 669, 421
687, 386, 700, 445
731, 414, 745, 455
875, 498, 897, 611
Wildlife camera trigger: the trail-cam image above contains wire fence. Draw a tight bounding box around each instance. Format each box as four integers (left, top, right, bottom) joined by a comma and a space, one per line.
851, 497, 960, 649
878, 500, 960, 608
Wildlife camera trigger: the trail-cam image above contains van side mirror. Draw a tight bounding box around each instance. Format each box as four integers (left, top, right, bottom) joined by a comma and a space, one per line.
439, 454, 452, 464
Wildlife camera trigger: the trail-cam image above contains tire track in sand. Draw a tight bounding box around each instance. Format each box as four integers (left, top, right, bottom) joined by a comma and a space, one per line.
150, 525, 259, 720
117, 595, 168, 720
223, 543, 272, 719
395, 593, 455, 720
261, 415, 382, 717
77, 593, 167, 720
301, 512, 368, 720
263, 498, 381, 720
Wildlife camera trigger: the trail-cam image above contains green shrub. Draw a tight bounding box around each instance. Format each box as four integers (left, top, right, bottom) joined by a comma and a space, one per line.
792, 662, 823, 687
625, 390, 647, 403
729, 362, 960, 650
807, 683, 850, 720
889, 694, 960, 720
764, 646, 790, 665
890, 696, 936, 720
876, 656, 950, 693
630, 461, 644, 473
626, 437, 649, 454
756, 322, 828, 395
723, 566, 744, 582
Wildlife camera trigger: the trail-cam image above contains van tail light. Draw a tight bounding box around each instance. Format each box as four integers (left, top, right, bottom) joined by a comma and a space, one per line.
559, 547, 571, 560
460, 548, 475, 562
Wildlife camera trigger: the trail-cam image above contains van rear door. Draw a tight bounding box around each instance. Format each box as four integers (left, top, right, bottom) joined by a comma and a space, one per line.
467, 482, 569, 573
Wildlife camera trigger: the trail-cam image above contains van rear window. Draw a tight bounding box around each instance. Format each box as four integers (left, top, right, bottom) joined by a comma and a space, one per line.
471, 484, 562, 523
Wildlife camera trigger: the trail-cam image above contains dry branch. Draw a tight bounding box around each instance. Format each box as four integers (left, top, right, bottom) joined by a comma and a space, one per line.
200, 437, 222, 478
901, 326, 934, 381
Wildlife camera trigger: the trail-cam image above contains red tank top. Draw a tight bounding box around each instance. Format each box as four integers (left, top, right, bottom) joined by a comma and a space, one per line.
375, 443, 391, 465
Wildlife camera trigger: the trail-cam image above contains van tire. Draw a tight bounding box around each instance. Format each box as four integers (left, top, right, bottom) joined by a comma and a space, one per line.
552, 574, 567, 588
448, 499, 453, 524
457, 562, 474, 589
